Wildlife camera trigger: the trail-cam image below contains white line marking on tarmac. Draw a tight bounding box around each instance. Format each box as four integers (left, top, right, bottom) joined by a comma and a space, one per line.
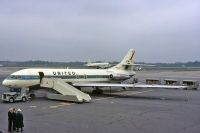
126, 90, 154, 96
59, 102, 73, 106
93, 97, 113, 101
93, 90, 154, 101
29, 106, 37, 108
49, 102, 74, 109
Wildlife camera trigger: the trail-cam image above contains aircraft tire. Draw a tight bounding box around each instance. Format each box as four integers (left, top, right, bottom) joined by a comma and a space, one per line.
122, 87, 127, 90
92, 89, 103, 94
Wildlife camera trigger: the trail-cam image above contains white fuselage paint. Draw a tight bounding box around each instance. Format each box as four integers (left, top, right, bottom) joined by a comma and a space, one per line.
2, 68, 135, 88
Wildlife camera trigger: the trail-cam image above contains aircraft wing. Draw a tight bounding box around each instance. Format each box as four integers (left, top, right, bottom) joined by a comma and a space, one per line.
73, 83, 187, 89
73, 83, 134, 88
133, 84, 187, 89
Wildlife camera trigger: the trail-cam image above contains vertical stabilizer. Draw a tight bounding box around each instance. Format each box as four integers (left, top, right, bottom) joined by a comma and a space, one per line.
109, 49, 135, 71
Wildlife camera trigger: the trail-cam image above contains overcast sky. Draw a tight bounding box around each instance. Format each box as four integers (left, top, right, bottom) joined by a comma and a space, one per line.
0, 0, 199, 63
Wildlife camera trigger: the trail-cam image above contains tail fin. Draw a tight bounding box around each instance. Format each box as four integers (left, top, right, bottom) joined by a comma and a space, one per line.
109, 49, 135, 71
87, 58, 91, 64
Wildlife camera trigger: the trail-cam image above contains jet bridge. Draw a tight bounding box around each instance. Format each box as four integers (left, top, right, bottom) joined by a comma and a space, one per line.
40, 78, 91, 103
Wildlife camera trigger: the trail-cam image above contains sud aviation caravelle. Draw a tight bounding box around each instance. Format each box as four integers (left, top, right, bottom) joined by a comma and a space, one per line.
2, 49, 186, 94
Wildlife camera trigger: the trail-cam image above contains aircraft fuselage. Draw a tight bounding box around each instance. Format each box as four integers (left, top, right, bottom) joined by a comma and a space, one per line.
2, 68, 135, 88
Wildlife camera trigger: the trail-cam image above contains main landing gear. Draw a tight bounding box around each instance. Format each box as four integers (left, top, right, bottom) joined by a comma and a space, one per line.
92, 87, 103, 94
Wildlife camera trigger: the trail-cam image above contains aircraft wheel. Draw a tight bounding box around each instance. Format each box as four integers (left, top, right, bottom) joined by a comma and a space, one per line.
92, 90, 97, 94
9, 98, 14, 103
92, 89, 103, 94
22, 97, 27, 102
122, 87, 126, 90
98, 89, 103, 94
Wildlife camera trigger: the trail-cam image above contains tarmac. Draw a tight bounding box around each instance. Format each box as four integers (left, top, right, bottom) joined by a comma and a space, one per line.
0, 67, 200, 133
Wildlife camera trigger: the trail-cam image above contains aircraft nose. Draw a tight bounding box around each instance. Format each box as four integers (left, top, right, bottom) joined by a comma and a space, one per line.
2, 79, 8, 86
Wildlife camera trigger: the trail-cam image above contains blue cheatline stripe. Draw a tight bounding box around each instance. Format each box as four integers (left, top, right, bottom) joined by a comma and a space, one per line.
6, 75, 111, 80
7, 75, 39, 80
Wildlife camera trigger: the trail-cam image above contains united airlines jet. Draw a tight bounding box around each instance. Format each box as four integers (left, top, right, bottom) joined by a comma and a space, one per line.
2, 49, 186, 97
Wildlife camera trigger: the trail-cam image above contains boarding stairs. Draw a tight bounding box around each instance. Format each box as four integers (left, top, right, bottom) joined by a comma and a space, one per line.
40, 78, 91, 103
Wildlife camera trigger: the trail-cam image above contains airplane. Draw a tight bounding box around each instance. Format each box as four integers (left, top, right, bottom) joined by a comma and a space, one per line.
2, 49, 186, 100
2, 49, 136, 90
134, 64, 156, 71
84, 59, 155, 70
84, 60, 111, 69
